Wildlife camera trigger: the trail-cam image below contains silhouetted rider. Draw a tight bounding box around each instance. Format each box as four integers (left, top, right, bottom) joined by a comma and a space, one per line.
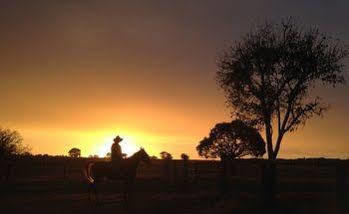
111, 135, 123, 165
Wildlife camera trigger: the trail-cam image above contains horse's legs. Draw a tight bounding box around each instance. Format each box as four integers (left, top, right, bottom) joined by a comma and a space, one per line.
88, 181, 100, 205
123, 179, 134, 208
123, 180, 128, 207
88, 183, 92, 201
93, 182, 100, 205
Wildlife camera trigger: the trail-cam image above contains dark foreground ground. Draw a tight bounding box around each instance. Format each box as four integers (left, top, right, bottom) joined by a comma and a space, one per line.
0, 158, 348, 214
0, 178, 339, 214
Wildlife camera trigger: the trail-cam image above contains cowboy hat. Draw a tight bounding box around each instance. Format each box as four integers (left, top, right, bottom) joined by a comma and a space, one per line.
113, 135, 123, 143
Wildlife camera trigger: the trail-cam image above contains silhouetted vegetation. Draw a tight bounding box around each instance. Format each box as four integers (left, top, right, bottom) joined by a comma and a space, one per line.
150, 155, 158, 160
68, 148, 81, 158
181, 153, 189, 161
197, 120, 265, 160
216, 17, 348, 160
0, 127, 30, 160
160, 151, 173, 160
106, 152, 111, 158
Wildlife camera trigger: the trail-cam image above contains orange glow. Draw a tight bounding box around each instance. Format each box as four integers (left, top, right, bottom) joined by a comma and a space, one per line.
96, 135, 140, 157
1, 2, 349, 159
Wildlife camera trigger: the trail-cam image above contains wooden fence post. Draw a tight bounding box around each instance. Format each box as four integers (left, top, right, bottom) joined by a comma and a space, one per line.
163, 159, 171, 183
63, 165, 67, 180
260, 161, 277, 213
173, 161, 177, 186
182, 159, 189, 189
219, 159, 232, 194
336, 162, 348, 214
193, 162, 199, 184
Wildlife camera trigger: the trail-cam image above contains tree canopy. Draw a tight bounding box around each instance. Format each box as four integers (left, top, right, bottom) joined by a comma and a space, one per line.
68, 148, 81, 158
0, 127, 30, 159
216, 18, 348, 159
197, 120, 266, 160
160, 151, 173, 160
181, 153, 189, 161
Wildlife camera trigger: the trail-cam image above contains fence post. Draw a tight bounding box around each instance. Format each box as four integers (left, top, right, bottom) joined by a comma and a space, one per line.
336, 162, 348, 214
219, 159, 232, 194
193, 162, 199, 184
260, 160, 277, 213
173, 161, 177, 186
182, 159, 189, 189
63, 165, 67, 180
163, 159, 171, 184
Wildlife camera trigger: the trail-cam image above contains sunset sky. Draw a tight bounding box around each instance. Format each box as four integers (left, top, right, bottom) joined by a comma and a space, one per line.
1, 0, 349, 159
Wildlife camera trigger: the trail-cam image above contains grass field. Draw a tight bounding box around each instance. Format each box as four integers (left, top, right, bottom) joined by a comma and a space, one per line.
1, 157, 348, 214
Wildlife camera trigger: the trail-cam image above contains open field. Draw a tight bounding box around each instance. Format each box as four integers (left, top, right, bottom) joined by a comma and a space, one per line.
1, 157, 348, 214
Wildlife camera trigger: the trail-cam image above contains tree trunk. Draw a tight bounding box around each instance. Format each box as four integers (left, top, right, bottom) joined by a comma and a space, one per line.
219, 159, 231, 194
272, 132, 285, 160
261, 161, 277, 213
265, 119, 274, 160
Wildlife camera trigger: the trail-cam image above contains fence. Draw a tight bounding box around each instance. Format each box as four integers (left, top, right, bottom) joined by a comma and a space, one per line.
1, 157, 348, 213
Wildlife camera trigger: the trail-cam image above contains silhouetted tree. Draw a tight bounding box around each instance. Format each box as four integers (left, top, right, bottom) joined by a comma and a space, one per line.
0, 127, 30, 160
160, 151, 173, 160
196, 120, 266, 160
217, 17, 348, 159
150, 155, 158, 160
68, 148, 81, 158
181, 153, 189, 161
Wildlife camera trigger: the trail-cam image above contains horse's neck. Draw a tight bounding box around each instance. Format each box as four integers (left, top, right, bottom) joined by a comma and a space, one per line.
127, 152, 141, 166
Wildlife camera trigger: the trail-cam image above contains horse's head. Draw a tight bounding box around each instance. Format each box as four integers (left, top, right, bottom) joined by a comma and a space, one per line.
138, 147, 151, 165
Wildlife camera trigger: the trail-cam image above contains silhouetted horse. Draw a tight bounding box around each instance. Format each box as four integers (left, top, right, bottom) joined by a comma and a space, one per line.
85, 148, 151, 205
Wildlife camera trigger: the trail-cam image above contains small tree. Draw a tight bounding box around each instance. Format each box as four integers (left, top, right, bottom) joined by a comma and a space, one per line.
181, 153, 189, 161
150, 155, 158, 160
0, 127, 30, 160
68, 148, 81, 158
217, 17, 348, 159
197, 120, 266, 160
160, 151, 173, 160
88, 154, 98, 158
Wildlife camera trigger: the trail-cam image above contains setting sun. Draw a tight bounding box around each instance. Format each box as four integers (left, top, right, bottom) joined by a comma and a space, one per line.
96, 135, 140, 157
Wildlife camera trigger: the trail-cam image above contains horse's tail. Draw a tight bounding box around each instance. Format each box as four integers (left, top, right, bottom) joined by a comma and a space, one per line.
84, 161, 95, 184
